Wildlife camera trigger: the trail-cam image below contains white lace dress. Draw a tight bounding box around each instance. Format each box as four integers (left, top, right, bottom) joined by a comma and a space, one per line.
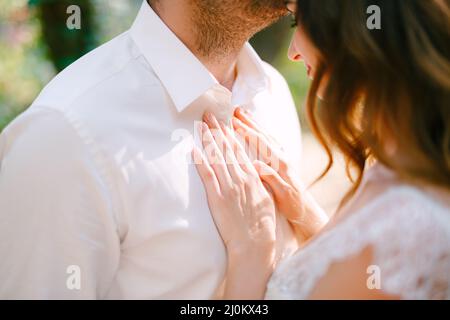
266, 164, 450, 300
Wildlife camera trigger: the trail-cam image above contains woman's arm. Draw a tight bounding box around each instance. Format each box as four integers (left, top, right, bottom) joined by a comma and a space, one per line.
193, 111, 397, 300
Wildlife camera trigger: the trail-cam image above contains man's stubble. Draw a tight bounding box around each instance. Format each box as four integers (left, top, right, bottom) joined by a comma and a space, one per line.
191, 0, 287, 62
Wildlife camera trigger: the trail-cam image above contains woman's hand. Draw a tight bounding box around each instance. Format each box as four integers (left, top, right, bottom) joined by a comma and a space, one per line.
232, 108, 328, 240
192, 112, 277, 299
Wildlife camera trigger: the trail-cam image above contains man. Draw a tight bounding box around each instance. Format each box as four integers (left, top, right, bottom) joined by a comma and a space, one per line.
0, 0, 302, 299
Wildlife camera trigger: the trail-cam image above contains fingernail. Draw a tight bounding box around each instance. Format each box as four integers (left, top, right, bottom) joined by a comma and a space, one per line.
202, 113, 208, 124
239, 108, 250, 115
204, 112, 214, 124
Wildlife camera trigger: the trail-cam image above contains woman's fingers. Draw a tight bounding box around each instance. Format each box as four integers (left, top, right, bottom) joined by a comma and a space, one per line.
199, 122, 233, 190
203, 112, 244, 181
253, 160, 291, 203
234, 108, 281, 146
233, 116, 277, 166
234, 108, 264, 133
192, 146, 221, 197
222, 124, 258, 176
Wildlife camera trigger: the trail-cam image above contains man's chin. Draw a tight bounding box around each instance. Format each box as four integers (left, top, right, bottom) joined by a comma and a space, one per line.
250, 0, 288, 16
247, 1, 288, 27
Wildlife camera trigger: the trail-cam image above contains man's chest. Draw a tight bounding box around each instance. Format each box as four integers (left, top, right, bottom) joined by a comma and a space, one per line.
98, 88, 298, 297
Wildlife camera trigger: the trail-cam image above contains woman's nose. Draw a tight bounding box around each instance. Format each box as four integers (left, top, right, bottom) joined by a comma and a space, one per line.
290, 53, 302, 62
288, 38, 302, 62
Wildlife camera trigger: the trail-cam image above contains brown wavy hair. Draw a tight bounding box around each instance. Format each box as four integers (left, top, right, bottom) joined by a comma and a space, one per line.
296, 0, 450, 204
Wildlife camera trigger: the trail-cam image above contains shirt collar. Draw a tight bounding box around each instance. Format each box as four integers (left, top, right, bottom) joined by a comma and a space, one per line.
130, 1, 269, 112
232, 44, 270, 107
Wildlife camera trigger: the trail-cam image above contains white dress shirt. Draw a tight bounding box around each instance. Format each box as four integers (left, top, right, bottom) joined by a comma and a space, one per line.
0, 1, 302, 299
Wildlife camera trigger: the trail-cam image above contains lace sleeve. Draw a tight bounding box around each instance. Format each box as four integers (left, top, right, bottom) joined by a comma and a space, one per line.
266, 187, 450, 300
368, 188, 450, 299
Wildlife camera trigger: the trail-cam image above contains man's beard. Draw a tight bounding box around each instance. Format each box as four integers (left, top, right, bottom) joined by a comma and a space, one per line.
191, 0, 286, 61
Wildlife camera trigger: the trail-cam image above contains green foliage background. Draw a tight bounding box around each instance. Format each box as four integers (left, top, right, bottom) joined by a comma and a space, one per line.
0, 0, 309, 132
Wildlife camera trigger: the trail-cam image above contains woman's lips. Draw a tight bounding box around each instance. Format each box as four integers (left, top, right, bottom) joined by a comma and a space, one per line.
301, 60, 313, 79
306, 65, 313, 79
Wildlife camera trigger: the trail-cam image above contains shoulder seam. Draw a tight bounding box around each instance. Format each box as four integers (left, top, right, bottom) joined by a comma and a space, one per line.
34, 106, 125, 239
65, 53, 143, 110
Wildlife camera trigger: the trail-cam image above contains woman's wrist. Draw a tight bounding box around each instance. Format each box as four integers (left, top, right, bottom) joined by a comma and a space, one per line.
223, 241, 276, 299
289, 191, 329, 240
224, 251, 275, 300
227, 242, 276, 277
279, 170, 327, 239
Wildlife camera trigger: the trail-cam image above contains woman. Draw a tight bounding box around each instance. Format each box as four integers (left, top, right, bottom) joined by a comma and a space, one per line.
192, 0, 450, 299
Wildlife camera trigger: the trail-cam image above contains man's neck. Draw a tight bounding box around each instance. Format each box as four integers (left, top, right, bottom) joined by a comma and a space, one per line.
150, 0, 240, 91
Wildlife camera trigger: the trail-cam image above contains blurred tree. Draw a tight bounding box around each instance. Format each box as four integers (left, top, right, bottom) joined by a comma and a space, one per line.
0, 1, 308, 132
28, 0, 98, 72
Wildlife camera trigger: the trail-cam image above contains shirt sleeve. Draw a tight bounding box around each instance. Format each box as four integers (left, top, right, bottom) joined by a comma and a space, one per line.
0, 107, 120, 299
